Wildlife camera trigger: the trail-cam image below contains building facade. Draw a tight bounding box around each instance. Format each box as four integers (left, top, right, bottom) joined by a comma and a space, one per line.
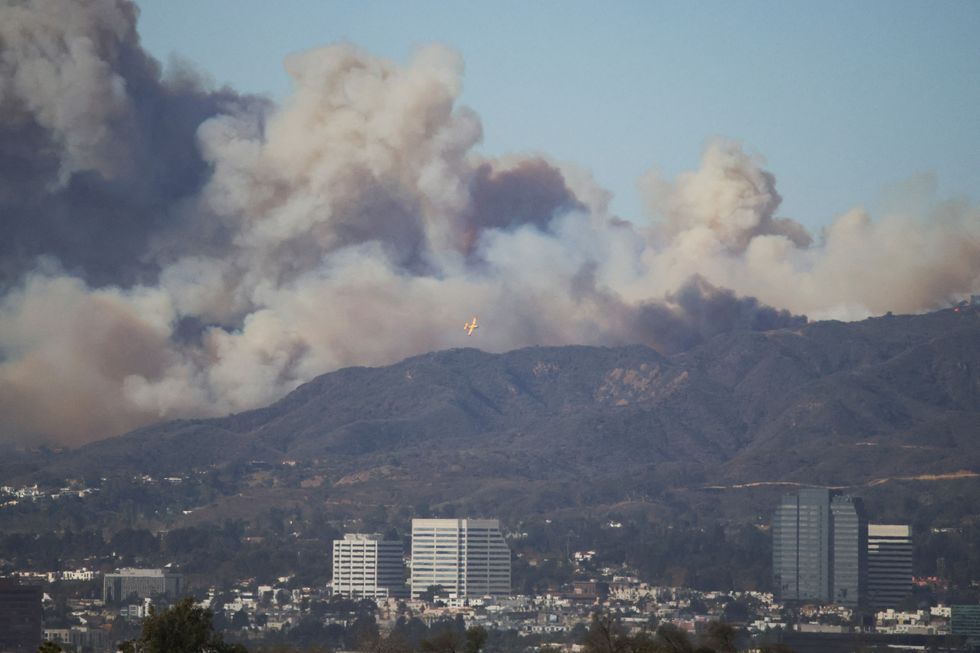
102, 568, 183, 604
61, 569, 97, 581
42, 627, 106, 652
772, 489, 867, 606
830, 493, 867, 607
867, 524, 913, 610
774, 488, 832, 603
951, 605, 980, 645
331, 533, 407, 599
0, 579, 42, 653
410, 518, 511, 599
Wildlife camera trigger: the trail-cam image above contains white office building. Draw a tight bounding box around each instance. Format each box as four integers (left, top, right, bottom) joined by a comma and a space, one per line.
331, 533, 407, 599
867, 524, 913, 609
410, 518, 511, 599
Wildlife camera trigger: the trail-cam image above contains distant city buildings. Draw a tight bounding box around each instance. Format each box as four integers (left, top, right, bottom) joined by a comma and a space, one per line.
867, 524, 913, 610
61, 568, 97, 582
773, 491, 916, 610
772, 489, 868, 607
331, 533, 407, 599
951, 604, 980, 646
103, 568, 183, 604
410, 518, 511, 598
327, 519, 513, 601
42, 627, 106, 651
0, 579, 42, 653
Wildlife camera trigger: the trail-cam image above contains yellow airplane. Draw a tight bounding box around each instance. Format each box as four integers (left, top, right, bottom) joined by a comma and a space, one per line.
464, 316, 479, 336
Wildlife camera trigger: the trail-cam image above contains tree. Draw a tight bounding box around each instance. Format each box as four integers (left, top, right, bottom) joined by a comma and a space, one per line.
463, 626, 487, 653
230, 609, 250, 630
653, 624, 694, 653
390, 616, 430, 650
699, 623, 737, 653
280, 615, 331, 649
345, 614, 380, 650
578, 612, 758, 653
582, 614, 627, 653
421, 631, 460, 653
417, 623, 486, 653
38, 643, 63, 653
582, 614, 660, 653
120, 597, 248, 653
418, 585, 446, 603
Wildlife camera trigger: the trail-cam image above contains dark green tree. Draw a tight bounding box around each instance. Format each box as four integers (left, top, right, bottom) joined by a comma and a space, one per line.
416, 625, 488, 653
421, 630, 460, 653
345, 614, 380, 650
389, 616, 430, 650
230, 609, 250, 630
120, 596, 248, 653
463, 626, 487, 653
699, 623, 737, 653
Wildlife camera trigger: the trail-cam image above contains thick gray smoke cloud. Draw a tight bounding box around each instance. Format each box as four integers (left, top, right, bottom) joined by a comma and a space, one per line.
0, 0, 265, 286
1, 0, 978, 446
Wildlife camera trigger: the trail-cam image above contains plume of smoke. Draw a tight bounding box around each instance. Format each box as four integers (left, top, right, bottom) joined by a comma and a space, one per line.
0, 0, 263, 287
0, 0, 136, 181
0, 269, 175, 442
1, 0, 978, 445
634, 140, 980, 320
639, 140, 812, 252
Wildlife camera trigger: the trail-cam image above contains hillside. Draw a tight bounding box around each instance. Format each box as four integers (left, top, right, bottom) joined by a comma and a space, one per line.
4, 307, 980, 525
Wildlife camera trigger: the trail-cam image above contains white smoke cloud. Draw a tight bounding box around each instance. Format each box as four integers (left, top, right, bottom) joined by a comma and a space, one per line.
0, 0, 137, 182
1, 0, 978, 445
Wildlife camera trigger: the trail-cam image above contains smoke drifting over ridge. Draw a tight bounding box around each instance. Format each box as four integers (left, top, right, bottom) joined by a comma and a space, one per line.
1, 0, 978, 446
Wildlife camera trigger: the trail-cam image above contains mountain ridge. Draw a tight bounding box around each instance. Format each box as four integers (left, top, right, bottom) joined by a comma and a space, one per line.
5, 308, 980, 524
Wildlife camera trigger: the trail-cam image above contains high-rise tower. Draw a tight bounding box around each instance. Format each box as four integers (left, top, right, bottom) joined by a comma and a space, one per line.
830, 493, 868, 607
410, 518, 511, 599
0, 580, 42, 653
772, 489, 867, 606
867, 524, 912, 610
773, 488, 832, 603
332, 533, 407, 599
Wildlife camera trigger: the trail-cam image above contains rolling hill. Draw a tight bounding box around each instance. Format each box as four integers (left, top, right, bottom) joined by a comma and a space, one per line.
4, 307, 980, 525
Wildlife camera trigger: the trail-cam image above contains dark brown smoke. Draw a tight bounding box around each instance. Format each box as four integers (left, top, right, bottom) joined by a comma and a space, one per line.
629, 276, 807, 354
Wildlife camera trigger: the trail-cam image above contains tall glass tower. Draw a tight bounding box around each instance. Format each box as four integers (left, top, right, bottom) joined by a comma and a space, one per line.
773, 488, 832, 603
773, 489, 867, 606
831, 493, 867, 607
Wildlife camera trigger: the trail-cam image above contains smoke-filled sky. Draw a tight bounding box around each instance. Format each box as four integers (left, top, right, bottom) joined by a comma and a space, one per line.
133, 0, 980, 232
1, 0, 979, 447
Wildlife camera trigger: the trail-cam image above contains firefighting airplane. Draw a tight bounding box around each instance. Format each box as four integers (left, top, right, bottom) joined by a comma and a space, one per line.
464, 317, 479, 336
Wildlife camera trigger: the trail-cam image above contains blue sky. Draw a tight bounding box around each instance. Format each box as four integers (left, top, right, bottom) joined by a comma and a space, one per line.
134, 0, 980, 233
